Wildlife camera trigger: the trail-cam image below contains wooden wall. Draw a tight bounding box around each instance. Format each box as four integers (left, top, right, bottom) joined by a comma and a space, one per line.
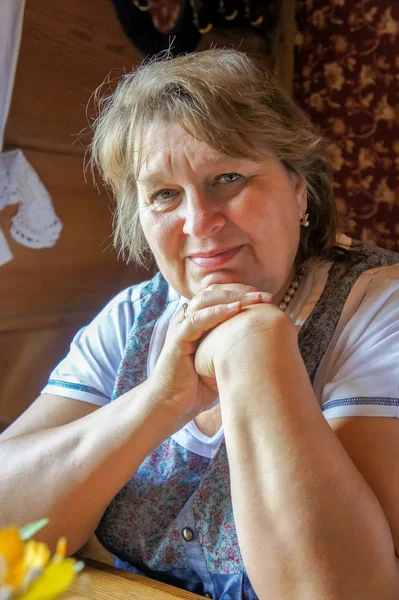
0, 0, 293, 427
0, 0, 144, 426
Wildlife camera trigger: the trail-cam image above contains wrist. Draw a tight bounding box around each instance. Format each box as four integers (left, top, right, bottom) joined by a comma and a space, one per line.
126, 379, 187, 439
142, 375, 194, 432
214, 307, 298, 379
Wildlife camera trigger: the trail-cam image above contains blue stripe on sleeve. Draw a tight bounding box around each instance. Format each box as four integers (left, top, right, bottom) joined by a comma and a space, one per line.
322, 396, 399, 412
47, 379, 110, 400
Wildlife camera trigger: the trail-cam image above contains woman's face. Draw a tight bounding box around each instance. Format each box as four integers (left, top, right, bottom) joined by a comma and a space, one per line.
137, 122, 307, 302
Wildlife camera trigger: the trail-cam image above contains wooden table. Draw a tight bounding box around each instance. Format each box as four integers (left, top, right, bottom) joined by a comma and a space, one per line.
68, 559, 204, 599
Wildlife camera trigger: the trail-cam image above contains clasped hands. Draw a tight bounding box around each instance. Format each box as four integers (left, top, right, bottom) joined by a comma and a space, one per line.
149, 283, 297, 424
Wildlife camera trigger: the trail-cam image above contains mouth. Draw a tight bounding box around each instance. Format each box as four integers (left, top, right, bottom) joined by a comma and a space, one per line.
187, 246, 243, 269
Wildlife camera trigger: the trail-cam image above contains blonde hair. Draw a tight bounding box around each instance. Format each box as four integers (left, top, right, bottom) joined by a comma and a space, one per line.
91, 49, 340, 269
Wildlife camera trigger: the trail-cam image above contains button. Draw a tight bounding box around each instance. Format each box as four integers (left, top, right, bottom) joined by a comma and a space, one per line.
182, 527, 194, 542
204, 593, 212, 598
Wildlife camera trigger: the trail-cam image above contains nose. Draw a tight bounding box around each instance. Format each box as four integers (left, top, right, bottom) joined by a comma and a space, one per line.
181, 190, 226, 239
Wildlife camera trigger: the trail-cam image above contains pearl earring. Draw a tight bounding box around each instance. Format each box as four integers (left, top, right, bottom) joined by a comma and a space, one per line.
300, 213, 310, 227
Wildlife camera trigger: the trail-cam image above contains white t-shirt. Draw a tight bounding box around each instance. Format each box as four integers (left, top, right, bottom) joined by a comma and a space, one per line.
43, 259, 399, 458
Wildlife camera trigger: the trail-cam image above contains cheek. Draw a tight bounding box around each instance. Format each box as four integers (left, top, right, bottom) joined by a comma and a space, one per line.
140, 210, 181, 260
257, 187, 301, 232
233, 189, 301, 260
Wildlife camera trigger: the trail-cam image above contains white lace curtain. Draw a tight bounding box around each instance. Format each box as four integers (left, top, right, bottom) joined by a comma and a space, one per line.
0, 0, 62, 266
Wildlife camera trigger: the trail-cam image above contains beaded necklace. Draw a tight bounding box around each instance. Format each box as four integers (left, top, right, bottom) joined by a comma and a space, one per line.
279, 270, 303, 311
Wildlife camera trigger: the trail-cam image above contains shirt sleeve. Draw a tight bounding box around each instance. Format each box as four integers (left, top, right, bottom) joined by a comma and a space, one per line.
41, 283, 146, 406
314, 265, 399, 420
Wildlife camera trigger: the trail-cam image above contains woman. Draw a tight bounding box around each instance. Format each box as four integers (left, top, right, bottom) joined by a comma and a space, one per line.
1, 49, 399, 599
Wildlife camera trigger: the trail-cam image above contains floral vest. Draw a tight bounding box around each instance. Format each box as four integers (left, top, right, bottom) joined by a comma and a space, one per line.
96, 241, 398, 599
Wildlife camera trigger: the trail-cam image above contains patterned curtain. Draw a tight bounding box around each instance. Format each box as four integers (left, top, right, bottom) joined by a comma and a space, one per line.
294, 0, 398, 251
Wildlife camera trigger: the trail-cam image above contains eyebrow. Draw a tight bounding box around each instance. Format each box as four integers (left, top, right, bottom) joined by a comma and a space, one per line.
137, 173, 168, 187
137, 156, 251, 186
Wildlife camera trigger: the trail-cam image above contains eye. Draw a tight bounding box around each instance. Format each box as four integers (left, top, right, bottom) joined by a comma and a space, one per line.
152, 188, 177, 202
214, 173, 244, 184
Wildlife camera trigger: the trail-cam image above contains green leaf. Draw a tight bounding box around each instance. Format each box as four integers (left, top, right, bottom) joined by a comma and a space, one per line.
19, 519, 49, 541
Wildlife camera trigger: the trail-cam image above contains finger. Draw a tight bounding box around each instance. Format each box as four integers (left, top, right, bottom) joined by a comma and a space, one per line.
188, 287, 272, 314
179, 301, 242, 342
205, 283, 258, 293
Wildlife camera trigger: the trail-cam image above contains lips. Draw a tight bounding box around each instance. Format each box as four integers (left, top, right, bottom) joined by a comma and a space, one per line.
188, 246, 242, 268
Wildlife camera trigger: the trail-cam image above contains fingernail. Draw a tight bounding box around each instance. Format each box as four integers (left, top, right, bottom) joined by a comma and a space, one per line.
244, 292, 272, 302
227, 301, 241, 310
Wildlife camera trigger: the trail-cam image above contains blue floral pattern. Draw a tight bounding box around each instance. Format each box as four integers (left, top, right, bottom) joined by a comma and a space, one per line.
192, 440, 244, 574
113, 272, 170, 399
97, 437, 210, 570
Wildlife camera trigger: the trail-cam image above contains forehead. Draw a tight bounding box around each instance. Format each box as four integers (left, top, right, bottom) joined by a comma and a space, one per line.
136, 121, 276, 186
137, 121, 230, 178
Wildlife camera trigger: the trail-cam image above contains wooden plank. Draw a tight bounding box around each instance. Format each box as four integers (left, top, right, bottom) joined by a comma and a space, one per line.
4, 0, 142, 155
0, 149, 142, 324
0, 309, 96, 333
271, 0, 297, 94
0, 324, 84, 424
4, 0, 270, 156
69, 560, 204, 600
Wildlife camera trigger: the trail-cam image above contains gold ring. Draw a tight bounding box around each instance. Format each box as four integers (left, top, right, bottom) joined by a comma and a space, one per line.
182, 302, 189, 319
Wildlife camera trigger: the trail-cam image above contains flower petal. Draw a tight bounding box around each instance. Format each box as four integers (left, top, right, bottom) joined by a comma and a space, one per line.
0, 528, 24, 565
18, 560, 77, 600
24, 540, 51, 570
4, 557, 26, 588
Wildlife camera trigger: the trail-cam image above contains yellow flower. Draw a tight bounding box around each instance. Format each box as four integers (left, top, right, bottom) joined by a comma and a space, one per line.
0, 527, 26, 589
0, 520, 83, 600
20, 560, 79, 600
54, 538, 67, 561
24, 540, 51, 571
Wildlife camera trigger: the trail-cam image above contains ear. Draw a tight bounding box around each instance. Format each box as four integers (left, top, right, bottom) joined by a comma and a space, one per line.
293, 174, 308, 216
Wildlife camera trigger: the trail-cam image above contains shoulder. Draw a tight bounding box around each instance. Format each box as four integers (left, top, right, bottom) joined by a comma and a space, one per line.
320, 237, 399, 325
339, 262, 399, 326
43, 277, 180, 405
322, 261, 399, 359
314, 261, 399, 417
335, 235, 399, 270
93, 280, 150, 322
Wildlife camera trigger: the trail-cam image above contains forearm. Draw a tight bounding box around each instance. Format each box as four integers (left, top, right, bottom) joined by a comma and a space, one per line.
217, 340, 398, 599
0, 382, 177, 553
